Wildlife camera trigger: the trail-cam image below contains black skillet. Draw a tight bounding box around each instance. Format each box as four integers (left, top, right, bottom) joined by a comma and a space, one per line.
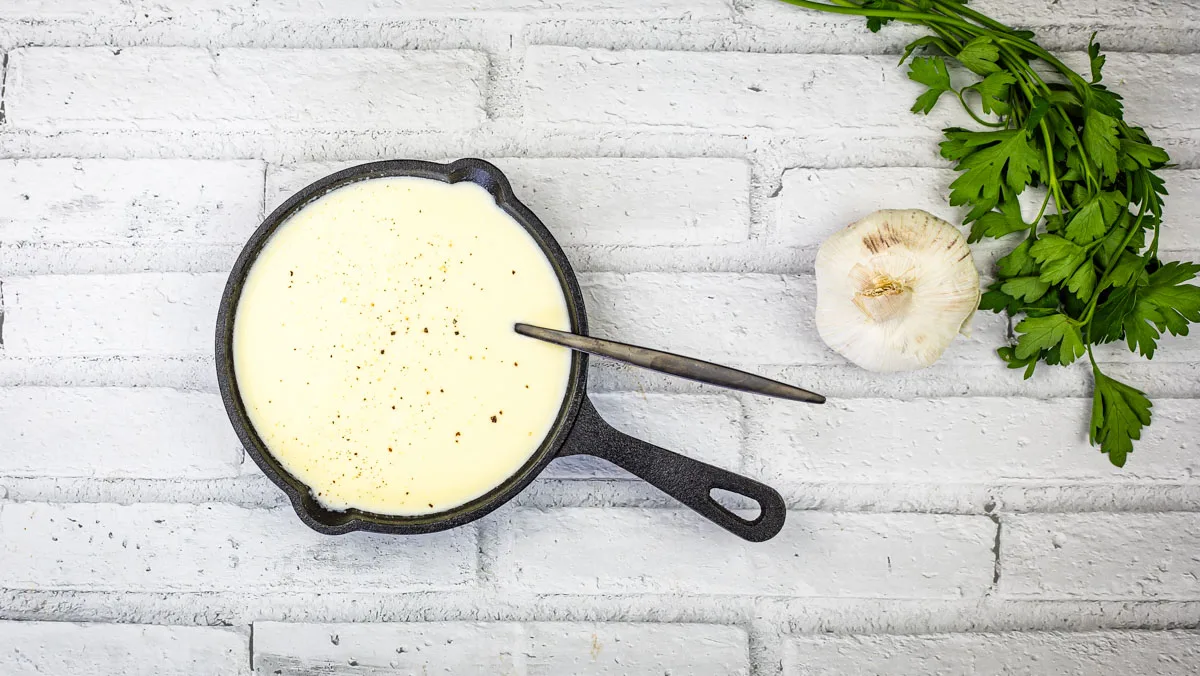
215, 158, 787, 542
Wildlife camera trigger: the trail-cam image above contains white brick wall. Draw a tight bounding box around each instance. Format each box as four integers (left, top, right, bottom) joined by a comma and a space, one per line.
496, 509, 994, 598
0, 387, 242, 478
0, 622, 248, 676
745, 397, 1200, 483
1, 1, 1198, 674
5, 48, 488, 132
521, 49, 971, 132
1, 274, 224, 356
1000, 513, 1200, 600
253, 621, 749, 675
0, 159, 263, 243
0, 502, 477, 592
783, 630, 1200, 676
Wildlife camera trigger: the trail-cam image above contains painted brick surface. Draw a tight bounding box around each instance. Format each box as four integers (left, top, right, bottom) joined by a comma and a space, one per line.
253, 622, 520, 675
0, 502, 477, 592
746, 397, 1200, 483
266, 158, 751, 246
742, 0, 1200, 33
521, 49, 972, 131
0, 1, 129, 20
783, 630, 1200, 676
0, 159, 263, 243
499, 509, 994, 598
0, 387, 242, 478
0, 622, 248, 676
91, 0, 734, 21
5, 48, 487, 131
0, 274, 223, 356
253, 621, 749, 675
1000, 513, 1200, 600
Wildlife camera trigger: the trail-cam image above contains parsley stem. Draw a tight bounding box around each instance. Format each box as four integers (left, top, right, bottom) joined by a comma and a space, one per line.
955, 89, 1006, 128
1079, 181, 1150, 327
1030, 184, 1052, 229
1038, 120, 1068, 214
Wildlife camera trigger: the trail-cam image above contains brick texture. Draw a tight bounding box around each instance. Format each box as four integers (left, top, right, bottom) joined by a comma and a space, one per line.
0, 622, 248, 676
498, 508, 994, 598
253, 621, 749, 675
783, 630, 1200, 676
0, 503, 477, 592
0, 387, 242, 479
745, 397, 1200, 483
521, 49, 972, 131
5, 48, 487, 131
1000, 513, 1200, 600
0, 159, 263, 244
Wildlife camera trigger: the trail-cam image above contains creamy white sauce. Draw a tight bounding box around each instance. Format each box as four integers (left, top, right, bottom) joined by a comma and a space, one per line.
233, 177, 572, 515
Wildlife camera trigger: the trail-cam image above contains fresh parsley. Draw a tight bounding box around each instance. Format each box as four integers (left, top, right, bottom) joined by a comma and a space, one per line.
778, 0, 1200, 466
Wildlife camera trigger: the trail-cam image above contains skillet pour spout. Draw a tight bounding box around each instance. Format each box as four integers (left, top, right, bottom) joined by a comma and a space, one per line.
215, 157, 788, 542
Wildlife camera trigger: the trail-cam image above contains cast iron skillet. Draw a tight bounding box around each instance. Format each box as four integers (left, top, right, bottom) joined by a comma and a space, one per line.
215, 158, 787, 542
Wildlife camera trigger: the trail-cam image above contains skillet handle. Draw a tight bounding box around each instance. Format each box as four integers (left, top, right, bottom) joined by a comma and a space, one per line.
559, 397, 786, 542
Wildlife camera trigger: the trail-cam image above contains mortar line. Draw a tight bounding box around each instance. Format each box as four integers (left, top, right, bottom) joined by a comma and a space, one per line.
0, 15, 1198, 54
0, 51, 9, 127
4, 590, 1200, 632
259, 160, 269, 222
746, 145, 784, 241
735, 392, 752, 474
990, 513, 1003, 589
747, 619, 782, 676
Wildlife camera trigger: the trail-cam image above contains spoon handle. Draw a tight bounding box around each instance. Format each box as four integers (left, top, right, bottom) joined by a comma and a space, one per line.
514, 323, 825, 404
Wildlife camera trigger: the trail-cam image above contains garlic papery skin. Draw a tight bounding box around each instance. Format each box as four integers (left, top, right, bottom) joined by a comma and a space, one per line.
815, 209, 980, 372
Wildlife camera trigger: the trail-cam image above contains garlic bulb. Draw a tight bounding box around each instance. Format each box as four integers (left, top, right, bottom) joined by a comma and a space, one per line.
814, 209, 980, 372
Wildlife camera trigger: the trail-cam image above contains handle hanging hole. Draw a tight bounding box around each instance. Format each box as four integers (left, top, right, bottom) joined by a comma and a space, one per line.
709, 488, 762, 521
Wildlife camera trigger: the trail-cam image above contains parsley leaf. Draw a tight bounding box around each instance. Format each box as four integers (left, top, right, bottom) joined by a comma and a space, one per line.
971, 71, 1016, 116
1013, 313, 1085, 365
1064, 191, 1125, 244
908, 56, 953, 114
1121, 139, 1170, 169
942, 129, 1042, 210
968, 193, 1029, 242
1144, 262, 1200, 338
1000, 276, 1051, 302
899, 36, 949, 66
1087, 33, 1106, 83
1030, 235, 1088, 286
956, 37, 1002, 75
1108, 262, 1200, 358
996, 238, 1039, 277
1083, 108, 1121, 181
860, 0, 902, 32
1090, 370, 1151, 467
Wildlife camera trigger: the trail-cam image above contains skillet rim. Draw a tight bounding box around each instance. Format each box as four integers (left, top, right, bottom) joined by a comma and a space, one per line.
214, 158, 589, 535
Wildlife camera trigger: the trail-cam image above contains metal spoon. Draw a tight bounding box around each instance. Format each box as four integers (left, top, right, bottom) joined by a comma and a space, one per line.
514, 323, 825, 404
